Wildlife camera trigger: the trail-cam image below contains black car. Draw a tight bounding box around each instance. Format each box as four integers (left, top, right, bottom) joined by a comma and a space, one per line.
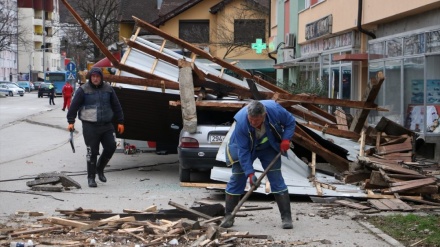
38, 83, 51, 98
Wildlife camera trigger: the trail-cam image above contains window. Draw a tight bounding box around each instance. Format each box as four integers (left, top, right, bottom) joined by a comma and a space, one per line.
234, 19, 266, 44
179, 20, 209, 43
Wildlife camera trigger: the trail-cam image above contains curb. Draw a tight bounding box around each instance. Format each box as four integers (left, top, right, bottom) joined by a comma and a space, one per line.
346, 212, 405, 247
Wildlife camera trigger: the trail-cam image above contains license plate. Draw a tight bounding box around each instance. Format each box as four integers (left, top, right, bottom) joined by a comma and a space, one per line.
209, 135, 225, 143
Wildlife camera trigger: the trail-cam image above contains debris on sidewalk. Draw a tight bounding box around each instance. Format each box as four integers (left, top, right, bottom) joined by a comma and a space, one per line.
26, 172, 82, 191
0, 202, 282, 247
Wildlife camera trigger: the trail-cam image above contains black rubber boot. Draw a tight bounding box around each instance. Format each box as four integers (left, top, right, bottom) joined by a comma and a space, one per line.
274, 191, 293, 229
222, 194, 240, 228
87, 161, 97, 187
96, 156, 110, 183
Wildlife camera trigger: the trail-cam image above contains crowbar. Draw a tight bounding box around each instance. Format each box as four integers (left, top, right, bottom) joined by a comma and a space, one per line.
220, 152, 282, 227
69, 130, 75, 153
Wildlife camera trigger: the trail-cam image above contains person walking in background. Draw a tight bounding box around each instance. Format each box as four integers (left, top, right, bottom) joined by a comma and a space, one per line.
223, 100, 296, 229
48, 82, 55, 105
61, 81, 74, 111
66, 68, 125, 188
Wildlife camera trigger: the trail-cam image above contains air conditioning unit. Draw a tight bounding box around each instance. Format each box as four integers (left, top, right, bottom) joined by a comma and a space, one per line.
285, 33, 296, 48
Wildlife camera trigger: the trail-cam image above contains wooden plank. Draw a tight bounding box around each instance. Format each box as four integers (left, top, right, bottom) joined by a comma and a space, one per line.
389, 177, 436, 187
376, 139, 412, 155
368, 199, 390, 210
400, 196, 440, 206
350, 72, 385, 133
382, 185, 438, 195
9, 226, 64, 237
180, 182, 227, 189
335, 200, 370, 210
168, 201, 212, 220
334, 108, 349, 130
358, 156, 420, 175
388, 177, 437, 193
301, 122, 360, 140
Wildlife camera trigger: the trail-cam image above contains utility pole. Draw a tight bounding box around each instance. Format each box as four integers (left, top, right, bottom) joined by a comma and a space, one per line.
42, 0, 46, 80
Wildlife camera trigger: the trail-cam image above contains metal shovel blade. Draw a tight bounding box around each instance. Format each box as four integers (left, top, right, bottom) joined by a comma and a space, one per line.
69, 131, 75, 153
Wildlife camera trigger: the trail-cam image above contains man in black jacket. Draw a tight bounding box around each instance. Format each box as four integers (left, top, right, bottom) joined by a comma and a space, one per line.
66, 68, 125, 187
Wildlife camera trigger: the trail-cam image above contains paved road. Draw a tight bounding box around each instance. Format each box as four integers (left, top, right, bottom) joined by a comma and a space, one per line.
0, 92, 398, 246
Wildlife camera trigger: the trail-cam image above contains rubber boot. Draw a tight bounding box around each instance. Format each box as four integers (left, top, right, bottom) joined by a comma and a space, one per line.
274, 191, 293, 229
222, 194, 240, 228
96, 156, 110, 183
87, 161, 97, 187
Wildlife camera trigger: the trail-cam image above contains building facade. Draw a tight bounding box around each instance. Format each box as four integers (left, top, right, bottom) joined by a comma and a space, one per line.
17, 0, 61, 81
273, 0, 440, 160
0, 0, 18, 82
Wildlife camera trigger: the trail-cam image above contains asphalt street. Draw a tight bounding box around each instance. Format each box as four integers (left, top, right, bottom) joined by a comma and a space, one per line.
0, 92, 402, 246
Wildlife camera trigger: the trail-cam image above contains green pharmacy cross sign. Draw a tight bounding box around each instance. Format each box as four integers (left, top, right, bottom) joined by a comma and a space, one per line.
251, 39, 267, 54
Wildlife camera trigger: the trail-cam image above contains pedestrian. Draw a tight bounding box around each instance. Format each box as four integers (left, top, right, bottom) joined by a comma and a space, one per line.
66, 67, 125, 188
61, 81, 74, 111
48, 82, 55, 105
223, 100, 296, 229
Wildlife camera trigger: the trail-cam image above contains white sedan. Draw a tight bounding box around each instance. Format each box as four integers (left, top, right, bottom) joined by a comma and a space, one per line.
0, 83, 25, 97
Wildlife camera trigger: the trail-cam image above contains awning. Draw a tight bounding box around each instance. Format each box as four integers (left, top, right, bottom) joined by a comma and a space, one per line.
92, 52, 121, 68
273, 54, 319, 69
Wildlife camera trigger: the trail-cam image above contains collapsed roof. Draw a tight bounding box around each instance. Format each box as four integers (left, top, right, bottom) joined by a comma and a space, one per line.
60, 0, 439, 202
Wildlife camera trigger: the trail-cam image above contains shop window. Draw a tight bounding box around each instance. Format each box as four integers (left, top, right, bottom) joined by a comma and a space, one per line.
404, 34, 425, 55
234, 19, 266, 44
426, 30, 440, 53
425, 55, 440, 134
386, 38, 402, 58
369, 42, 385, 59
179, 20, 210, 44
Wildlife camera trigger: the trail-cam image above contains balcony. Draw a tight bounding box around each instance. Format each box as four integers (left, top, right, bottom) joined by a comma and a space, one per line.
33, 33, 43, 42
33, 18, 43, 26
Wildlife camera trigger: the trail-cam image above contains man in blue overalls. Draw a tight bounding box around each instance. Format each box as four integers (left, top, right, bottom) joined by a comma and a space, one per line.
224, 100, 296, 229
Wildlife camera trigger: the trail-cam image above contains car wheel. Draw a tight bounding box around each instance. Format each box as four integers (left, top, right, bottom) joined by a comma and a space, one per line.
8, 92, 13, 97
179, 165, 191, 182
20, 94, 24, 97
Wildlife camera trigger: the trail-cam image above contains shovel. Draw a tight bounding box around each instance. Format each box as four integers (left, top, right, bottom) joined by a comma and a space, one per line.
69, 130, 75, 153
220, 152, 282, 227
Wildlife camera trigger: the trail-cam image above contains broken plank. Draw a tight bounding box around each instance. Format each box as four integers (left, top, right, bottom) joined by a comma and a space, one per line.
335, 200, 370, 210
389, 177, 437, 187
9, 226, 64, 237
47, 217, 88, 228
400, 196, 440, 206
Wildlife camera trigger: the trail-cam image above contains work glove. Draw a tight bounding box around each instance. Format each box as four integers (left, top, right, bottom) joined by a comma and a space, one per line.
67, 124, 75, 132
280, 139, 291, 153
248, 173, 258, 187
117, 124, 125, 134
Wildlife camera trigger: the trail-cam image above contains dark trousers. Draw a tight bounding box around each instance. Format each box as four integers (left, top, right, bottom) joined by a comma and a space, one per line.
49, 93, 55, 105
82, 122, 117, 164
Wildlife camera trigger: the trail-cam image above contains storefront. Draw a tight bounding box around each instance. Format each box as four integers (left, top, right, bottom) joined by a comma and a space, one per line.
367, 25, 440, 137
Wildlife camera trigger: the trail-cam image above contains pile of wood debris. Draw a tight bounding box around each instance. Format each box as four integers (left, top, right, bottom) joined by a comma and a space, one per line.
0, 201, 287, 247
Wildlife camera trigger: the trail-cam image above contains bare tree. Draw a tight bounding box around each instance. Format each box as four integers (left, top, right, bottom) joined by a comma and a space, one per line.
60, 0, 120, 62
0, 1, 29, 53
211, 1, 269, 59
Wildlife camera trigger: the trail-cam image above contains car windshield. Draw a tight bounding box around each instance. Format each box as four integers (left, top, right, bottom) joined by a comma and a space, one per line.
7, 84, 20, 88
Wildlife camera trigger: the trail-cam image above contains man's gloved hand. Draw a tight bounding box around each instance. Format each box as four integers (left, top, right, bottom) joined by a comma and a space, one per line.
248, 173, 258, 187
67, 124, 74, 132
117, 124, 125, 134
280, 139, 291, 153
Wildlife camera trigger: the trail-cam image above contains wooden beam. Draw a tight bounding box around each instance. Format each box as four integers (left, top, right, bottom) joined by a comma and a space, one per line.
301, 103, 337, 122
350, 72, 385, 133
285, 106, 336, 127
293, 127, 349, 172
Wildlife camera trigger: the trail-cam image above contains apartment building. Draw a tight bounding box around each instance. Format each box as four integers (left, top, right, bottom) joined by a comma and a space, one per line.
17, 0, 61, 81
